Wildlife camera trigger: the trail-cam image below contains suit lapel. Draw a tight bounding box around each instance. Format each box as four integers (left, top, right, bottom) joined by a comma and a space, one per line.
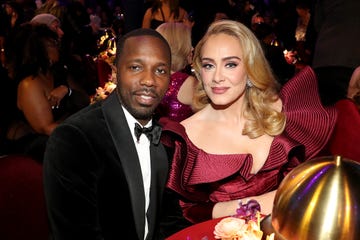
146, 133, 169, 239
102, 92, 145, 240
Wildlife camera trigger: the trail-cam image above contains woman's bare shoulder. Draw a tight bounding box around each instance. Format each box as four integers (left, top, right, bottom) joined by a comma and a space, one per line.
180, 108, 209, 131
18, 76, 43, 93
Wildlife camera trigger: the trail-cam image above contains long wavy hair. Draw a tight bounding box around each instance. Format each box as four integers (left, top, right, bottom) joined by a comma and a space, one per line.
192, 20, 286, 138
156, 22, 192, 72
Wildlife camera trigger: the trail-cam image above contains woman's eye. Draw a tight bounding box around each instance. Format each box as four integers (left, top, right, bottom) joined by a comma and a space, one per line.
225, 62, 238, 68
201, 63, 213, 70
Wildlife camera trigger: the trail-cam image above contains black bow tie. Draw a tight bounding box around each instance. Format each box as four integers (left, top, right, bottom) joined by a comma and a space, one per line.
134, 123, 162, 145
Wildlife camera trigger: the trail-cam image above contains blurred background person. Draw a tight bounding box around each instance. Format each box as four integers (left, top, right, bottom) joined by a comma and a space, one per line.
142, 0, 188, 29
30, 11, 93, 114
4, 23, 79, 161
155, 22, 197, 122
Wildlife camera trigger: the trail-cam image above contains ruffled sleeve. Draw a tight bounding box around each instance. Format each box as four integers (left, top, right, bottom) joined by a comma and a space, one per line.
159, 119, 203, 199
160, 118, 217, 223
280, 66, 337, 160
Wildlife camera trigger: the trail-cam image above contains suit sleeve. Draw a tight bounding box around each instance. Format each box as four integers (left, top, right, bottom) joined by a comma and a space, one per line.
43, 123, 104, 240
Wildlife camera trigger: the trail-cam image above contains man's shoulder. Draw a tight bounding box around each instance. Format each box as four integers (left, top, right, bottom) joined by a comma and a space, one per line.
62, 101, 105, 131
69, 101, 102, 119
51, 101, 113, 149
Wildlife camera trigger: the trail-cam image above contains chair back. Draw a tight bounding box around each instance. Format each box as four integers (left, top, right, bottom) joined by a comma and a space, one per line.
328, 99, 360, 162
0, 154, 49, 240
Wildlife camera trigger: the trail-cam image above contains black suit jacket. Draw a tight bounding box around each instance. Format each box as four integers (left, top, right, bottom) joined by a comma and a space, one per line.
43, 92, 169, 240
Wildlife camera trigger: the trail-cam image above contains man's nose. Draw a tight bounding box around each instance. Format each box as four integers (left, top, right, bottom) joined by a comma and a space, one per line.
140, 70, 156, 86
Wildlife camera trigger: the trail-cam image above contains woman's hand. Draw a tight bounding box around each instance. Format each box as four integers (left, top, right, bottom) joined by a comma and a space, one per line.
212, 191, 277, 219
48, 85, 69, 108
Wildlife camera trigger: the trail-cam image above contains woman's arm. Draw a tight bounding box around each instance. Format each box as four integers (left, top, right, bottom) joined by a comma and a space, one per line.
48, 85, 70, 108
212, 190, 277, 219
17, 77, 59, 135
142, 8, 152, 28
179, 190, 276, 224
178, 75, 196, 107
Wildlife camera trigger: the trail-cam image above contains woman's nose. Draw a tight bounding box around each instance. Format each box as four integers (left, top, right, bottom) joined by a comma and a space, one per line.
213, 67, 224, 83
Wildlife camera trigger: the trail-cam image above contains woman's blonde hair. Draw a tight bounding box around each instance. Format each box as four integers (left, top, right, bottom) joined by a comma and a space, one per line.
192, 20, 286, 138
156, 22, 192, 72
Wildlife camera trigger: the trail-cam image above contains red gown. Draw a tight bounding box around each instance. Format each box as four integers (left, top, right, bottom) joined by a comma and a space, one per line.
159, 66, 337, 223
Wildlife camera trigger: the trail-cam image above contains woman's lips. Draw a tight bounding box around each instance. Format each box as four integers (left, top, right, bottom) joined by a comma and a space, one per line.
211, 87, 229, 94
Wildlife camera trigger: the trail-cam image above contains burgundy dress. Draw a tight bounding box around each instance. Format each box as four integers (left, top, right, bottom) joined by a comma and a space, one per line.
159, 66, 337, 223
156, 71, 194, 122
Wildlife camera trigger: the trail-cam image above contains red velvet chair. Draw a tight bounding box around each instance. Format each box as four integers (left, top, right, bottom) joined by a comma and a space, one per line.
328, 99, 360, 162
0, 154, 49, 240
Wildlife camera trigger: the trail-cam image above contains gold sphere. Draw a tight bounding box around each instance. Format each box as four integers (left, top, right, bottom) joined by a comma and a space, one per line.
271, 155, 360, 240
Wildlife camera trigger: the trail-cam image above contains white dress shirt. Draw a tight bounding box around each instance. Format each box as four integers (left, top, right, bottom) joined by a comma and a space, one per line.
122, 106, 151, 240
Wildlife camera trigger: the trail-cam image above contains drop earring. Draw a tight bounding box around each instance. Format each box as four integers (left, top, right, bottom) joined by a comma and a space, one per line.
246, 78, 253, 88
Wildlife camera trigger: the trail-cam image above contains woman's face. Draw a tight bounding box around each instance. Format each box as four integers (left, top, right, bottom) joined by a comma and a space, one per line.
199, 33, 247, 106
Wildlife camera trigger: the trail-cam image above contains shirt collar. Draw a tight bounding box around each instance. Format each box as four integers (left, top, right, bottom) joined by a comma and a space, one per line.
122, 106, 153, 140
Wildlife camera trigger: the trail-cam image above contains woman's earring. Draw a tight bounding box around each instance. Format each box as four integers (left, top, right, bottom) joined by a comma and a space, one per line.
246, 78, 253, 88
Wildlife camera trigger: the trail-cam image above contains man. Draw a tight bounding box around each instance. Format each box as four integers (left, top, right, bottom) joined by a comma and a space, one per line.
31, 13, 64, 39
43, 28, 172, 240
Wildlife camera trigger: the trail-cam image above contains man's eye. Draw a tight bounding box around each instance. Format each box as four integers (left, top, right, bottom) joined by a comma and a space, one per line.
130, 65, 141, 71
156, 68, 167, 74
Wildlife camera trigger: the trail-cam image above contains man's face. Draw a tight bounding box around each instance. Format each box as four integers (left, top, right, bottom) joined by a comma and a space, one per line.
49, 20, 64, 39
116, 35, 171, 124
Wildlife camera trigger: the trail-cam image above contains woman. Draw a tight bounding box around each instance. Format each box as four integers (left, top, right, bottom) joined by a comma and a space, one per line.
160, 20, 337, 223
5, 23, 73, 161
155, 22, 196, 122
142, 0, 188, 29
